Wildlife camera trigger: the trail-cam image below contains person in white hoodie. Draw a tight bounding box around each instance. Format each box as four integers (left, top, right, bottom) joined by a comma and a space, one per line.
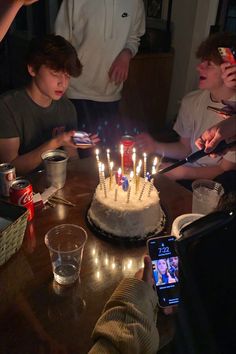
55, 0, 145, 149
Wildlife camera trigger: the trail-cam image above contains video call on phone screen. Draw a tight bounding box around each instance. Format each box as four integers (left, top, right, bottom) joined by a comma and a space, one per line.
149, 236, 179, 307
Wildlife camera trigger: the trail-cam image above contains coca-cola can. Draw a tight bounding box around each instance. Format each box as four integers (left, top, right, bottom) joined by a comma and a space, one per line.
120, 135, 135, 170
0, 163, 16, 197
9, 179, 34, 221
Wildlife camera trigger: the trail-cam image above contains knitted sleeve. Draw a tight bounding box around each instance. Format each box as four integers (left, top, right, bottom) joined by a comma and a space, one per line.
88, 278, 159, 354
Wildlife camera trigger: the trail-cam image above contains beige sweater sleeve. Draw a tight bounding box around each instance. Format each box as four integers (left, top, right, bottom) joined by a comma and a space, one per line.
88, 278, 159, 354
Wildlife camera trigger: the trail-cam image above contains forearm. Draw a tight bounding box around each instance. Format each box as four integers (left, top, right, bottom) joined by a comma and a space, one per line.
165, 163, 233, 181
0, 0, 23, 41
12, 138, 62, 175
155, 141, 191, 160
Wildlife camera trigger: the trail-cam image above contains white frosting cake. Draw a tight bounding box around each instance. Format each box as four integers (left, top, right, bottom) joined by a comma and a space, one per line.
88, 177, 165, 239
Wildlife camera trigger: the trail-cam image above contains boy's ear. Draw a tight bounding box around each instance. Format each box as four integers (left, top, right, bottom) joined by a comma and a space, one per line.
27, 64, 36, 77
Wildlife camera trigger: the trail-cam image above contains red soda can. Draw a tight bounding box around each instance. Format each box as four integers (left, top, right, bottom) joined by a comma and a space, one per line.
9, 179, 34, 221
120, 135, 135, 170
0, 163, 16, 197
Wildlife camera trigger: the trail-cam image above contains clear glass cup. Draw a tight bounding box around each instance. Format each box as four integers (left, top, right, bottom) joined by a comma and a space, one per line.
192, 179, 224, 215
45, 224, 87, 286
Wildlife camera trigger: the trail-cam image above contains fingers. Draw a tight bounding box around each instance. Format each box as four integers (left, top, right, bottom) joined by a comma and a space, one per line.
142, 255, 153, 285
163, 305, 178, 315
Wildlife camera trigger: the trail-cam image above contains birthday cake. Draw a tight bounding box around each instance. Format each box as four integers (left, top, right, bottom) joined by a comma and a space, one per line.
88, 177, 165, 240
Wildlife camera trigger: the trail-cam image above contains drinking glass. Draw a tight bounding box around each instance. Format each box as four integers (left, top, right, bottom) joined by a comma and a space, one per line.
192, 179, 224, 215
45, 224, 87, 285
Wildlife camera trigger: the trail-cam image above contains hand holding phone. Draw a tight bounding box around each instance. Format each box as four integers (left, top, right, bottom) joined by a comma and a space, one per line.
218, 47, 236, 65
72, 131, 93, 146
147, 235, 179, 308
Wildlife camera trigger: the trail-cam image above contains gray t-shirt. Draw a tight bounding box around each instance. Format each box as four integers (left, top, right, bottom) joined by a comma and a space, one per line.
0, 89, 77, 155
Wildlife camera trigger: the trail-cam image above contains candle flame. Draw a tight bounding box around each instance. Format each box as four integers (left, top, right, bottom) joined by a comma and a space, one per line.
153, 157, 158, 166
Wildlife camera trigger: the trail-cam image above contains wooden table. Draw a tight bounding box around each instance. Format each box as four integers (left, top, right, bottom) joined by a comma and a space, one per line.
0, 157, 192, 354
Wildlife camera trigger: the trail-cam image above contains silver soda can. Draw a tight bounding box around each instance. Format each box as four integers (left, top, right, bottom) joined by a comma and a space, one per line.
0, 163, 16, 197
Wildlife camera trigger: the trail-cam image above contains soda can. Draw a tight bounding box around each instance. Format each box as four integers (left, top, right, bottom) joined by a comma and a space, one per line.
120, 135, 135, 170
9, 179, 34, 221
0, 163, 16, 197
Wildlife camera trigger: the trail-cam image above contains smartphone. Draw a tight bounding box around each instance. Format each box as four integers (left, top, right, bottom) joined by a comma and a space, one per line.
147, 235, 179, 307
218, 47, 236, 65
72, 131, 93, 146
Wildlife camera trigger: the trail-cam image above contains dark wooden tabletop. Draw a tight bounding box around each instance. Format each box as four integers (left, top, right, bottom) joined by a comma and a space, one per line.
0, 157, 192, 354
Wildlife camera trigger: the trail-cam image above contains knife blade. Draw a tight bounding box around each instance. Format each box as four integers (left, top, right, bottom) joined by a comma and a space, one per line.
154, 140, 236, 176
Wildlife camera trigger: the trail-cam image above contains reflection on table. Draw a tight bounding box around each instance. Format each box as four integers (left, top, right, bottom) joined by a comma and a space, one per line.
0, 157, 192, 354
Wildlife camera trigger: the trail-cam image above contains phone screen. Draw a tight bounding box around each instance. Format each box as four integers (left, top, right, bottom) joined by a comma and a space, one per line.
218, 47, 236, 65
72, 131, 92, 146
147, 236, 179, 307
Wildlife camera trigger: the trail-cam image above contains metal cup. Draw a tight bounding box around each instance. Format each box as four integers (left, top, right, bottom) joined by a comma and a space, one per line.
41, 149, 68, 189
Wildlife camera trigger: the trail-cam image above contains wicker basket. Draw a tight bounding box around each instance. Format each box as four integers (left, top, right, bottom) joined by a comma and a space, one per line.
0, 200, 28, 266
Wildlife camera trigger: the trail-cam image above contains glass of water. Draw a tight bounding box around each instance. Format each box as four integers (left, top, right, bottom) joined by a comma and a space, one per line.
192, 179, 224, 215
45, 224, 87, 285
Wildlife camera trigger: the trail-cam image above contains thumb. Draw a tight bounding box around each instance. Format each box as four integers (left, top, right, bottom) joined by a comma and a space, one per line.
142, 255, 153, 285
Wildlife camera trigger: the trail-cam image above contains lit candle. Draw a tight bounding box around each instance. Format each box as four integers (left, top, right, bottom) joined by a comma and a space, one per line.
139, 181, 147, 200
120, 144, 124, 175
129, 171, 134, 181
95, 149, 100, 163
106, 149, 110, 167
101, 163, 107, 198
109, 161, 114, 190
148, 178, 154, 197
143, 153, 147, 178
152, 156, 158, 175
114, 188, 118, 201
152, 165, 156, 177
98, 162, 103, 189
132, 148, 136, 177
126, 186, 131, 203
136, 165, 141, 194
